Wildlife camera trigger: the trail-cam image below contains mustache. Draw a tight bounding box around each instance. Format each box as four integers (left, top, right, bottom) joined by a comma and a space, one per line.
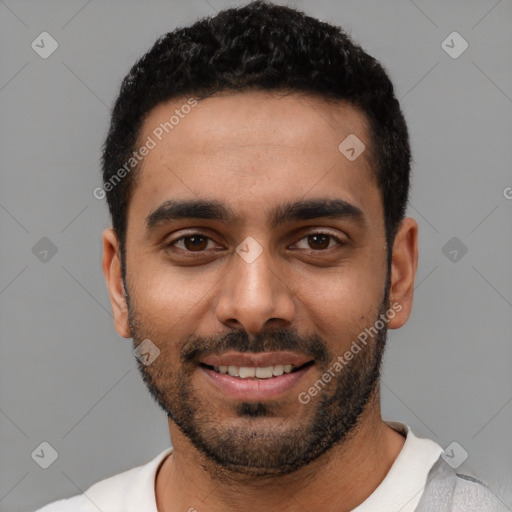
180, 326, 331, 365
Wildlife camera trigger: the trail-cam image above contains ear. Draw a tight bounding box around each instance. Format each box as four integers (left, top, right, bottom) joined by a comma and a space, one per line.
387, 217, 419, 329
102, 227, 131, 338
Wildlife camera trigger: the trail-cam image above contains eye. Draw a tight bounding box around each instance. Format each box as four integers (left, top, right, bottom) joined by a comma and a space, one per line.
167, 234, 219, 252
291, 231, 346, 251
165, 230, 346, 255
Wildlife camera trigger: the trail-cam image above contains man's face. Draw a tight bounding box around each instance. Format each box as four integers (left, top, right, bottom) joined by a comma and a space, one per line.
110, 91, 400, 476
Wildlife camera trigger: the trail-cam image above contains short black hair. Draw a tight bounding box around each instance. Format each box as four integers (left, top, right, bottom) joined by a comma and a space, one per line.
101, 0, 411, 276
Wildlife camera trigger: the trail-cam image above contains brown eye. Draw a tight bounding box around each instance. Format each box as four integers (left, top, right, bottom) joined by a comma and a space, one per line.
167, 234, 215, 252
293, 231, 345, 251
182, 235, 208, 251
307, 233, 330, 250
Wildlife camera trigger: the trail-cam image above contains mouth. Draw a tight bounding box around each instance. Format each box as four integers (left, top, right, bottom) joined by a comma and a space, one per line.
199, 360, 314, 379
198, 351, 315, 401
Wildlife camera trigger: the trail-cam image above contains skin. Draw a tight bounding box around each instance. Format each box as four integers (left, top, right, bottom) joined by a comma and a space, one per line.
102, 90, 418, 512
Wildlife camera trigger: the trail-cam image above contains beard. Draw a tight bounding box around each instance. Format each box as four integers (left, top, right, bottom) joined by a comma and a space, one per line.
125, 272, 391, 479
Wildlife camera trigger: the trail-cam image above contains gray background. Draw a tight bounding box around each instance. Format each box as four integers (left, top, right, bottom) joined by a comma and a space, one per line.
1, 0, 511, 510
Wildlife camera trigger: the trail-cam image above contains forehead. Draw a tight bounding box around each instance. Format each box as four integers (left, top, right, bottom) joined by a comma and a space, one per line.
129, 91, 381, 231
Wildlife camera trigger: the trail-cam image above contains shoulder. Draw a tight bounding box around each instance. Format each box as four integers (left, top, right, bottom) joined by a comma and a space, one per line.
417, 456, 509, 512
451, 472, 510, 512
35, 493, 88, 512
33, 447, 172, 511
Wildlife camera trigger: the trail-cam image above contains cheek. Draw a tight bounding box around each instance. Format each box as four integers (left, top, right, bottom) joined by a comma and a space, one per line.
291, 260, 385, 340
131, 263, 216, 334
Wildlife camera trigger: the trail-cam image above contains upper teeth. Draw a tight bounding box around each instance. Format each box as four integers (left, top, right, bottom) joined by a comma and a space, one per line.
213, 364, 294, 379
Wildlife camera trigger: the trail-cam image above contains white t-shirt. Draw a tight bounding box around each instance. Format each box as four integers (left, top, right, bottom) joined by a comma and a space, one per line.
34, 420, 504, 511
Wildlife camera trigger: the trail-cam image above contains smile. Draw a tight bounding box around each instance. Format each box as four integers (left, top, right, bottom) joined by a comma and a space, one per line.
198, 352, 315, 400
200, 361, 314, 379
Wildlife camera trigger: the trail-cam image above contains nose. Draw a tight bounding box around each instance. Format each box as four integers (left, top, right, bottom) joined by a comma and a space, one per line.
214, 243, 296, 334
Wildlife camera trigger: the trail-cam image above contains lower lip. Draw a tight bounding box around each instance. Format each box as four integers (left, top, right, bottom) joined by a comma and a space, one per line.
199, 365, 313, 401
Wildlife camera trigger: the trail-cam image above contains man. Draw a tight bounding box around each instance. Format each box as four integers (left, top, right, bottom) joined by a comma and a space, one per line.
37, 1, 507, 511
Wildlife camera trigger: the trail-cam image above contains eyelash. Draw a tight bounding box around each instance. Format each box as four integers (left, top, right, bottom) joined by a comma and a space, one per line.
165, 231, 346, 255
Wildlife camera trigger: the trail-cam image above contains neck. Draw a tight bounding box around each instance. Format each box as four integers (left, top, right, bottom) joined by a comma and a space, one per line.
155, 391, 406, 512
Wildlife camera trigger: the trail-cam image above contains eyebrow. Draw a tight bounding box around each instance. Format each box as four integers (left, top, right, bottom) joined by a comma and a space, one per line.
145, 198, 366, 233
